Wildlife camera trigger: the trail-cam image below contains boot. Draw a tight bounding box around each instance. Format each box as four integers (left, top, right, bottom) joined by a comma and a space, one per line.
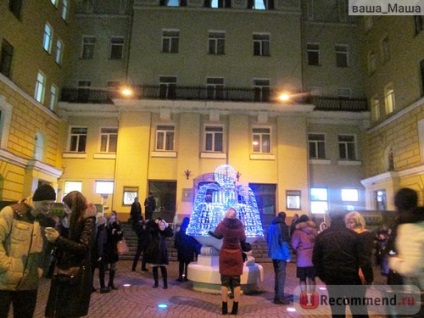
108, 270, 118, 290
160, 266, 168, 289
231, 302, 238, 315
222, 302, 228, 315
141, 259, 148, 271
152, 267, 159, 288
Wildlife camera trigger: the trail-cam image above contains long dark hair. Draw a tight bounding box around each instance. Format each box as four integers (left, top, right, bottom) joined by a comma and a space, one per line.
63, 191, 88, 237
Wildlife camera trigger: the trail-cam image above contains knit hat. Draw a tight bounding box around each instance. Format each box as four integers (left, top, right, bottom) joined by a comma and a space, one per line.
33, 184, 56, 202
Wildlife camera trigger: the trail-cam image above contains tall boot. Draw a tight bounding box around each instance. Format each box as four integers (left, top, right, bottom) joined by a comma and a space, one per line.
222, 302, 228, 315
231, 302, 238, 315
152, 267, 159, 288
108, 270, 118, 290
160, 266, 168, 289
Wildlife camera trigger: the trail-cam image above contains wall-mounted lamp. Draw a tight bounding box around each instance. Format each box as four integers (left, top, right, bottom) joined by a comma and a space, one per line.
236, 171, 241, 182
184, 169, 192, 180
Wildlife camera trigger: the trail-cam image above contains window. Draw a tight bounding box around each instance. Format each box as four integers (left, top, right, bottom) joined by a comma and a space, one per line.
206, 77, 224, 100
384, 84, 395, 114
253, 33, 270, 56
368, 50, 376, 74
414, 15, 424, 34
208, 31, 225, 55
338, 134, 356, 160
381, 36, 390, 63
162, 30, 179, 53
34, 71, 46, 103
159, 76, 176, 99
55, 38, 63, 64
204, 126, 223, 152
374, 190, 386, 211
308, 133, 325, 159
123, 186, 138, 206
371, 95, 380, 121
62, 0, 69, 20
252, 0, 266, 10
9, 0, 22, 19
310, 188, 328, 214
69, 127, 87, 152
341, 189, 358, 202
100, 128, 118, 152
337, 88, 351, 98
77, 80, 91, 102
95, 181, 114, 195
252, 127, 271, 153
43, 23, 53, 53
335, 44, 348, 67
307, 43, 320, 66
164, 0, 179, 6
253, 79, 270, 102
64, 181, 82, 195
0, 40, 13, 78
110, 37, 124, 60
156, 125, 175, 151
50, 84, 58, 111
249, 183, 276, 216
50, 0, 58, 7
81, 36, 95, 59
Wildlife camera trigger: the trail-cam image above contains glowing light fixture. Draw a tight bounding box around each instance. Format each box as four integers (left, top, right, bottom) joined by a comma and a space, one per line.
278, 92, 291, 102
123, 283, 131, 287
287, 307, 296, 312
157, 303, 168, 309
120, 86, 134, 97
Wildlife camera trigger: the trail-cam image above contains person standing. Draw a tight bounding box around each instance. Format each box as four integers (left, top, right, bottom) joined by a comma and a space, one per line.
132, 219, 150, 272
105, 211, 123, 290
0, 184, 56, 318
174, 217, 199, 282
267, 211, 291, 305
91, 212, 110, 294
144, 192, 156, 220
44, 191, 96, 318
211, 207, 246, 315
130, 197, 142, 230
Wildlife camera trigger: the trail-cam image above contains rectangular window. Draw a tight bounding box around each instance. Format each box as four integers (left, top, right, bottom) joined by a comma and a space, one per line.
335, 44, 348, 67
95, 181, 114, 195
252, 127, 271, 153
384, 84, 395, 114
414, 15, 424, 34
253, 79, 270, 102
55, 38, 63, 64
43, 23, 53, 53
159, 76, 176, 99
208, 31, 225, 55
34, 71, 46, 103
368, 50, 376, 74
206, 77, 224, 100
308, 133, 325, 159
50, 84, 58, 111
100, 128, 118, 152
69, 127, 87, 152
110, 37, 124, 60
341, 189, 359, 202
204, 126, 223, 152
64, 181, 82, 195
162, 30, 179, 53
338, 134, 356, 160
307, 43, 320, 66
156, 125, 175, 151
0, 39, 13, 78
371, 95, 380, 121
81, 36, 96, 59
9, 0, 22, 19
77, 80, 91, 102
310, 188, 328, 214
253, 33, 270, 56
381, 36, 390, 63
62, 0, 69, 20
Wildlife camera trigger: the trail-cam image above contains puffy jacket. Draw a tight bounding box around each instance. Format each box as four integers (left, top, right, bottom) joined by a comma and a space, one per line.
267, 216, 291, 261
291, 220, 318, 267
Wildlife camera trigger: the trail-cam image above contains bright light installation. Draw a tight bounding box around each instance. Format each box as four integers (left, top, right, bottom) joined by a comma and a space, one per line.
123, 283, 131, 287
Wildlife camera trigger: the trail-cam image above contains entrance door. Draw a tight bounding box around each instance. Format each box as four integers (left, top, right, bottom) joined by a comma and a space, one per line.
148, 180, 177, 223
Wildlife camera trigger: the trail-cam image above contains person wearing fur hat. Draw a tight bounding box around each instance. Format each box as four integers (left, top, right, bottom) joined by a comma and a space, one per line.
0, 183, 57, 318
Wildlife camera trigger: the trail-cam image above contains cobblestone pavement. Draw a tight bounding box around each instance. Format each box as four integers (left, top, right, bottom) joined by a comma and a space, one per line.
23, 261, 387, 318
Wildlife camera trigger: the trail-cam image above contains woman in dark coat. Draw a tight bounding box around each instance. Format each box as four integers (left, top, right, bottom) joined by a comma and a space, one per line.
144, 218, 173, 289
212, 207, 246, 315
105, 211, 123, 290
44, 191, 96, 317
174, 217, 199, 281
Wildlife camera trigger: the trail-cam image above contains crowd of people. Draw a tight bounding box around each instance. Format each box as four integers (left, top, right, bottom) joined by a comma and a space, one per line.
1, 186, 423, 317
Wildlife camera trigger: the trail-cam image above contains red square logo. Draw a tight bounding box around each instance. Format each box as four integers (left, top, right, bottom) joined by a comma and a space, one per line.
299, 291, 319, 309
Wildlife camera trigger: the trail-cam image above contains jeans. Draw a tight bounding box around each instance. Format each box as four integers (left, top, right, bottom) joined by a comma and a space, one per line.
272, 259, 287, 301
0, 289, 38, 318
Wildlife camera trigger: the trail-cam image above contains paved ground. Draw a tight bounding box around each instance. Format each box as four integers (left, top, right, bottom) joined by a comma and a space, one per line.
22, 260, 389, 318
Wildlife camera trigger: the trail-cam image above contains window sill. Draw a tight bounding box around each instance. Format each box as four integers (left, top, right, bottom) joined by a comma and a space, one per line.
337, 160, 362, 166
309, 159, 331, 165
62, 152, 87, 159
250, 153, 275, 160
151, 151, 177, 158
93, 153, 116, 159
200, 152, 227, 159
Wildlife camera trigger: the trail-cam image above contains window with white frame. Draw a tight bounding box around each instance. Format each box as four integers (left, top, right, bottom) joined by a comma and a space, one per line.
307, 43, 320, 66
43, 23, 53, 53
64, 181, 82, 196
81, 36, 95, 59
310, 188, 328, 214
100, 128, 118, 152
335, 44, 348, 67
95, 181, 114, 195
156, 125, 175, 151
34, 71, 46, 103
61, 0, 68, 20
55, 38, 63, 64
338, 134, 356, 160
308, 133, 325, 159
368, 50, 376, 74
204, 126, 223, 152
253, 79, 270, 102
253, 33, 270, 56
341, 189, 359, 202
206, 77, 224, 100
252, 127, 271, 153
50, 84, 58, 111
252, 0, 266, 10
384, 84, 395, 114
110, 37, 124, 60
371, 95, 380, 121
162, 30, 179, 53
381, 36, 390, 63
69, 127, 87, 152
159, 76, 176, 99
208, 31, 225, 55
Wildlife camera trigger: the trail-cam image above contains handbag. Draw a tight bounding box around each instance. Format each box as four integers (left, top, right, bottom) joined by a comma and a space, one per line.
117, 238, 129, 255
53, 265, 84, 285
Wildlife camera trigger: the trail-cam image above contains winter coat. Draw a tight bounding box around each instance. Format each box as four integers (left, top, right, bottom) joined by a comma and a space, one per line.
145, 221, 173, 265
357, 230, 375, 284
291, 220, 318, 267
45, 216, 96, 317
0, 200, 55, 291
134, 221, 150, 249
267, 216, 291, 261
213, 217, 246, 276
130, 201, 142, 225
105, 221, 123, 264
92, 224, 107, 264
174, 229, 199, 263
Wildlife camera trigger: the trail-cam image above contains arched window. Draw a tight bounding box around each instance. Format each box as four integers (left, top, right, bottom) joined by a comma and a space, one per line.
34, 132, 44, 161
